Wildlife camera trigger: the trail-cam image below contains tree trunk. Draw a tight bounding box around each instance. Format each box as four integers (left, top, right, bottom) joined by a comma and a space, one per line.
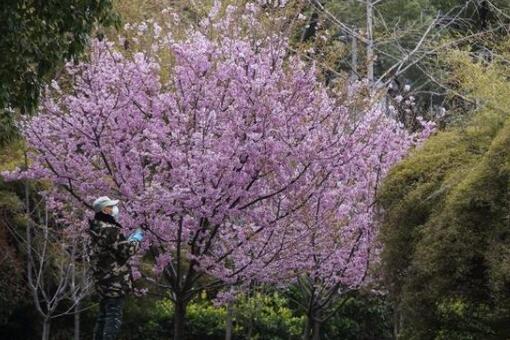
74, 302, 80, 340
41, 318, 51, 340
312, 319, 321, 340
351, 25, 358, 81
300, 7, 319, 42
247, 313, 253, 340
302, 315, 312, 340
225, 301, 233, 340
173, 299, 187, 340
347, 25, 359, 98
366, 0, 375, 92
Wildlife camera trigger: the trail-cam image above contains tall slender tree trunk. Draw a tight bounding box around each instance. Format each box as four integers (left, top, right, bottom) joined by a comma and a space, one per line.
41, 318, 51, 340
303, 315, 313, 340
348, 24, 359, 98
174, 299, 187, 340
71, 260, 81, 340
351, 25, 358, 80
247, 311, 253, 339
300, 3, 320, 42
366, 0, 375, 92
74, 302, 81, 340
225, 301, 233, 340
312, 320, 321, 340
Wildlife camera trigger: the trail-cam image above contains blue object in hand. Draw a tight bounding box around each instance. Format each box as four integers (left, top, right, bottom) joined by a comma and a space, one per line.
128, 228, 144, 242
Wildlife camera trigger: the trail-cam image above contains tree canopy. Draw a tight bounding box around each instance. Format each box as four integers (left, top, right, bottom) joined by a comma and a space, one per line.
379, 41, 510, 339
0, 0, 117, 145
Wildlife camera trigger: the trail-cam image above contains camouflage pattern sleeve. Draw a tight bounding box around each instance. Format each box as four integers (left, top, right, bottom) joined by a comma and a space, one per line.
98, 225, 139, 263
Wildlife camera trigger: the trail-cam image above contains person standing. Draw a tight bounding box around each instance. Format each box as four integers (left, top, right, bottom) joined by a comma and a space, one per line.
88, 196, 144, 340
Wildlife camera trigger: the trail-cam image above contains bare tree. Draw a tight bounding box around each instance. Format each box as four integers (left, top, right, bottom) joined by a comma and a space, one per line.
301, 0, 509, 123
15, 160, 93, 340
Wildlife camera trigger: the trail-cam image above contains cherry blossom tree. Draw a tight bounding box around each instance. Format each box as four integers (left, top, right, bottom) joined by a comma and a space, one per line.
288, 105, 433, 339
4, 4, 432, 339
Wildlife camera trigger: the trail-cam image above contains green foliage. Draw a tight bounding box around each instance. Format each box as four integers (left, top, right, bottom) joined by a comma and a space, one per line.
117, 296, 173, 339
126, 290, 390, 340
379, 44, 510, 339
324, 292, 393, 340
232, 292, 304, 339
0, 142, 29, 326
0, 163, 33, 339
115, 291, 304, 340
0, 0, 118, 146
0, 190, 26, 325
187, 300, 227, 338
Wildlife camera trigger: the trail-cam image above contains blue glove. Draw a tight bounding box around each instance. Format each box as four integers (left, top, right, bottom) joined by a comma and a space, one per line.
128, 228, 144, 242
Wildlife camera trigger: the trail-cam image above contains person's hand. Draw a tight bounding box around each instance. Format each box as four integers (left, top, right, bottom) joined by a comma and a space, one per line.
128, 228, 144, 242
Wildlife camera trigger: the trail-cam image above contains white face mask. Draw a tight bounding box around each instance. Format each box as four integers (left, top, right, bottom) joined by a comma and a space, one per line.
111, 206, 119, 221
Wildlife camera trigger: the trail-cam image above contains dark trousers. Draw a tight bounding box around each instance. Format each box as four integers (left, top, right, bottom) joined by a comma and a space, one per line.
93, 296, 125, 340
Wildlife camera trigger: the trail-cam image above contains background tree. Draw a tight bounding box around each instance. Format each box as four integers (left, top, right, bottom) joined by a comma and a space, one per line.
288, 99, 433, 340
22, 179, 92, 340
0, 173, 28, 334
289, 0, 510, 125
379, 40, 510, 339
0, 0, 117, 146
0, 4, 118, 332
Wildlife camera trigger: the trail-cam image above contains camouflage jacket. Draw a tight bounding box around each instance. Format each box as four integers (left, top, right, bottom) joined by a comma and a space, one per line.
88, 212, 139, 298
